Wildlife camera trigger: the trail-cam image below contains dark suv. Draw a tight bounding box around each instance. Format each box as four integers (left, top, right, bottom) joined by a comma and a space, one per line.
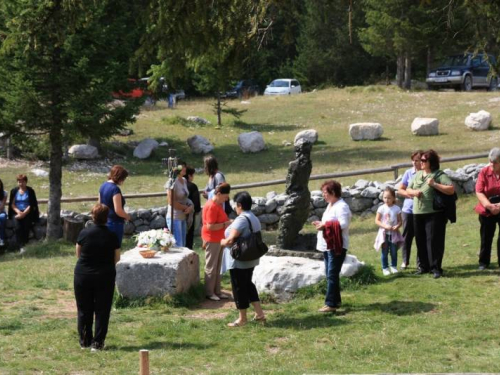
225, 80, 259, 99
426, 53, 498, 91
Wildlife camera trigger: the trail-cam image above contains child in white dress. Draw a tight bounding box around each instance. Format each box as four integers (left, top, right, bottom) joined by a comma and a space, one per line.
374, 187, 404, 276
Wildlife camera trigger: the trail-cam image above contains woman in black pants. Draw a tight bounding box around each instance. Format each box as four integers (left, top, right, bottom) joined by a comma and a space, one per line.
406, 150, 454, 279
74, 204, 120, 351
8, 174, 39, 253
220, 191, 265, 327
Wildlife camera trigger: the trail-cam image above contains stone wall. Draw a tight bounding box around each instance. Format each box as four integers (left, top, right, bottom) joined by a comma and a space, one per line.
2, 163, 485, 246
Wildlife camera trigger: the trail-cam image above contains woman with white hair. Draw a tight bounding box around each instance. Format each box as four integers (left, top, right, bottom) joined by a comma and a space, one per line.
475, 147, 500, 270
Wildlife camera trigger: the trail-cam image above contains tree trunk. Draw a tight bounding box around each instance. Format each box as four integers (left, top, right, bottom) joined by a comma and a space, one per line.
88, 137, 101, 153
216, 92, 222, 126
6, 136, 13, 160
47, 16, 63, 240
404, 51, 412, 90
426, 46, 432, 76
47, 127, 63, 239
385, 60, 390, 85
63, 217, 84, 243
396, 53, 404, 88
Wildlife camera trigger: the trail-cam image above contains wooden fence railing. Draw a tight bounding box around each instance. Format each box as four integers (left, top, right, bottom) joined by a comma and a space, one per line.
35, 152, 488, 205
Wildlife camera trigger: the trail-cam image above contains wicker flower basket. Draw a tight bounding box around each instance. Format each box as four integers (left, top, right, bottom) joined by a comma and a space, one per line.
139, 250, 158, 259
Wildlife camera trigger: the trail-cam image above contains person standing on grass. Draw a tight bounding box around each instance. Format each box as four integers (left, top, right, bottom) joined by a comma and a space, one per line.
98, 165, 131, 248
202, 155, 233, 216
220, 191, 266, 327
406, 149, 455, 279
397, 150, 423, 270
8, 174, 39, 253
374, 187, 404, 276
166, 161, 193, 247
0, 179, 7, 248
74, 204, 120, 352
202, 182, 232, 301
312, 180, 351, 313
185, 166, 201, 250
475, 148, 500, 270
202, 155, 225, 200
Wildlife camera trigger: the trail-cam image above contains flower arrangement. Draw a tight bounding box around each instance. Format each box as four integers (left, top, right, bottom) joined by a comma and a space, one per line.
135, 228, 176, 251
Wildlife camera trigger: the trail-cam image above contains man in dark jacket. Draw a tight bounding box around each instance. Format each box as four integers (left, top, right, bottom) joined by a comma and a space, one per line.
8, 174, 39, 252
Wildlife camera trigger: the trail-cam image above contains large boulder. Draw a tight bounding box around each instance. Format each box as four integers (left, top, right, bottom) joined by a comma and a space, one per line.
31, 168, 49, 177
133, 138, 159, 159
349, 197, 374, 212
149, 216, 166, 229
238, 131, 266, 153
253, 254, 364, 301
411, 117, 439, 136
116, 247, 200, 298
349, 123, 383, 141
68, 144, 99, 159
465, 110, 491, 131
294, 129, 318, 146
186, 135, 214, 154
187, 116, 211, 125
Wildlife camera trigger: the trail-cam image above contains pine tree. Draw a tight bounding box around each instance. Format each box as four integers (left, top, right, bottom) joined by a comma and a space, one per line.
0, 0, 140, 239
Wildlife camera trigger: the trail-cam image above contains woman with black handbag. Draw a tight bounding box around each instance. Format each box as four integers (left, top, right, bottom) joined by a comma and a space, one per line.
475, 147, 500, 270
406, 150, 455, 279
220, 191, 266, 327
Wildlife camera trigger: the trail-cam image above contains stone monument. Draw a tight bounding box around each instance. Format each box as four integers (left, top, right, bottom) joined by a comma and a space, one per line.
276, 139, 312, 249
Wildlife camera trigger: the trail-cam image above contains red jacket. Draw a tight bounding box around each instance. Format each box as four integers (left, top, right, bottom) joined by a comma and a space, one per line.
322, 220, 343, 256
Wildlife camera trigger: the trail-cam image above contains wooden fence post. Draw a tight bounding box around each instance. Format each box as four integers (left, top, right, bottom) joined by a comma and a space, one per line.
139, 349, 149, 375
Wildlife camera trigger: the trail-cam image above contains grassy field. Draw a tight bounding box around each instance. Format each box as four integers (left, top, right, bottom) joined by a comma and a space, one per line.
1, 194, 500, 374
1, 85, 499, 213
1, 86, 500, 373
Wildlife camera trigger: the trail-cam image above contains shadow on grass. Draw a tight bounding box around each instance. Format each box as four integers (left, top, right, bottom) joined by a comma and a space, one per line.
233, 120, 301, 133
360, 300, 436, 315
443, 263, 498, 278
267, 313, 348, 330
0, 240, 74, 263
0, 320, 23, 334
110, 341, 207, 352
114, 284, 205, 310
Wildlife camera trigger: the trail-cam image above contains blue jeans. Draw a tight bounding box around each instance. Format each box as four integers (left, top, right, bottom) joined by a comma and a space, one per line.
0, 212, 6, 241
106, 221, 124, 247
323, 249, 347, 308
381, 234, 397, 269
166, 218, 186, 248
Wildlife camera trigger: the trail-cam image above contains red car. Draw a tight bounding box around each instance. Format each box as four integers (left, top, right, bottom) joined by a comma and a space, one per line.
112, 78, 152, 100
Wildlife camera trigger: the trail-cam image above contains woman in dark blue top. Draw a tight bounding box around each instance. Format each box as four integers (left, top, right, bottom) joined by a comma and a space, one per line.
8, 174, 39, 252
98, 165, 131, 247
74, 203, 120, 351
0, 178, 7, 247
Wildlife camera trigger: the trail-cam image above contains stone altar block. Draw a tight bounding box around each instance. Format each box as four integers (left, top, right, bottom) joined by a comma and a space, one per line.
116, 247, 200, 298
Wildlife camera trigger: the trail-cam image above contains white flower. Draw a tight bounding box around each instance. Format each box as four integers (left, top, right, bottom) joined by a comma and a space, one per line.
135, 228, 175, 248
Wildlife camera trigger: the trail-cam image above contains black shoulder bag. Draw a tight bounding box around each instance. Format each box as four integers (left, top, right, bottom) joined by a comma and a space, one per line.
230, 216, 268, 261
432, 171, 458, 223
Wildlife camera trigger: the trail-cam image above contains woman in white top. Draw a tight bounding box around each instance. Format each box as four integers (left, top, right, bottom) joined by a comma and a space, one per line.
313, 180, 352, 313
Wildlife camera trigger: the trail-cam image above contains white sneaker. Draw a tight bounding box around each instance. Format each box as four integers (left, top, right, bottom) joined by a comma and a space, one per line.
400, 262, 407, 270
382, 268, 391, 276
207, 295, 220, 301
0, 239, 4, 247
19, 247, 26, 254
390, 266, 399, 274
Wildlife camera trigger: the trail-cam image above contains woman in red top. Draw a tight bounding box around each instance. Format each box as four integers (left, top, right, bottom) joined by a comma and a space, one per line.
475, 148, 500, 270
202, 183, 232, 300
